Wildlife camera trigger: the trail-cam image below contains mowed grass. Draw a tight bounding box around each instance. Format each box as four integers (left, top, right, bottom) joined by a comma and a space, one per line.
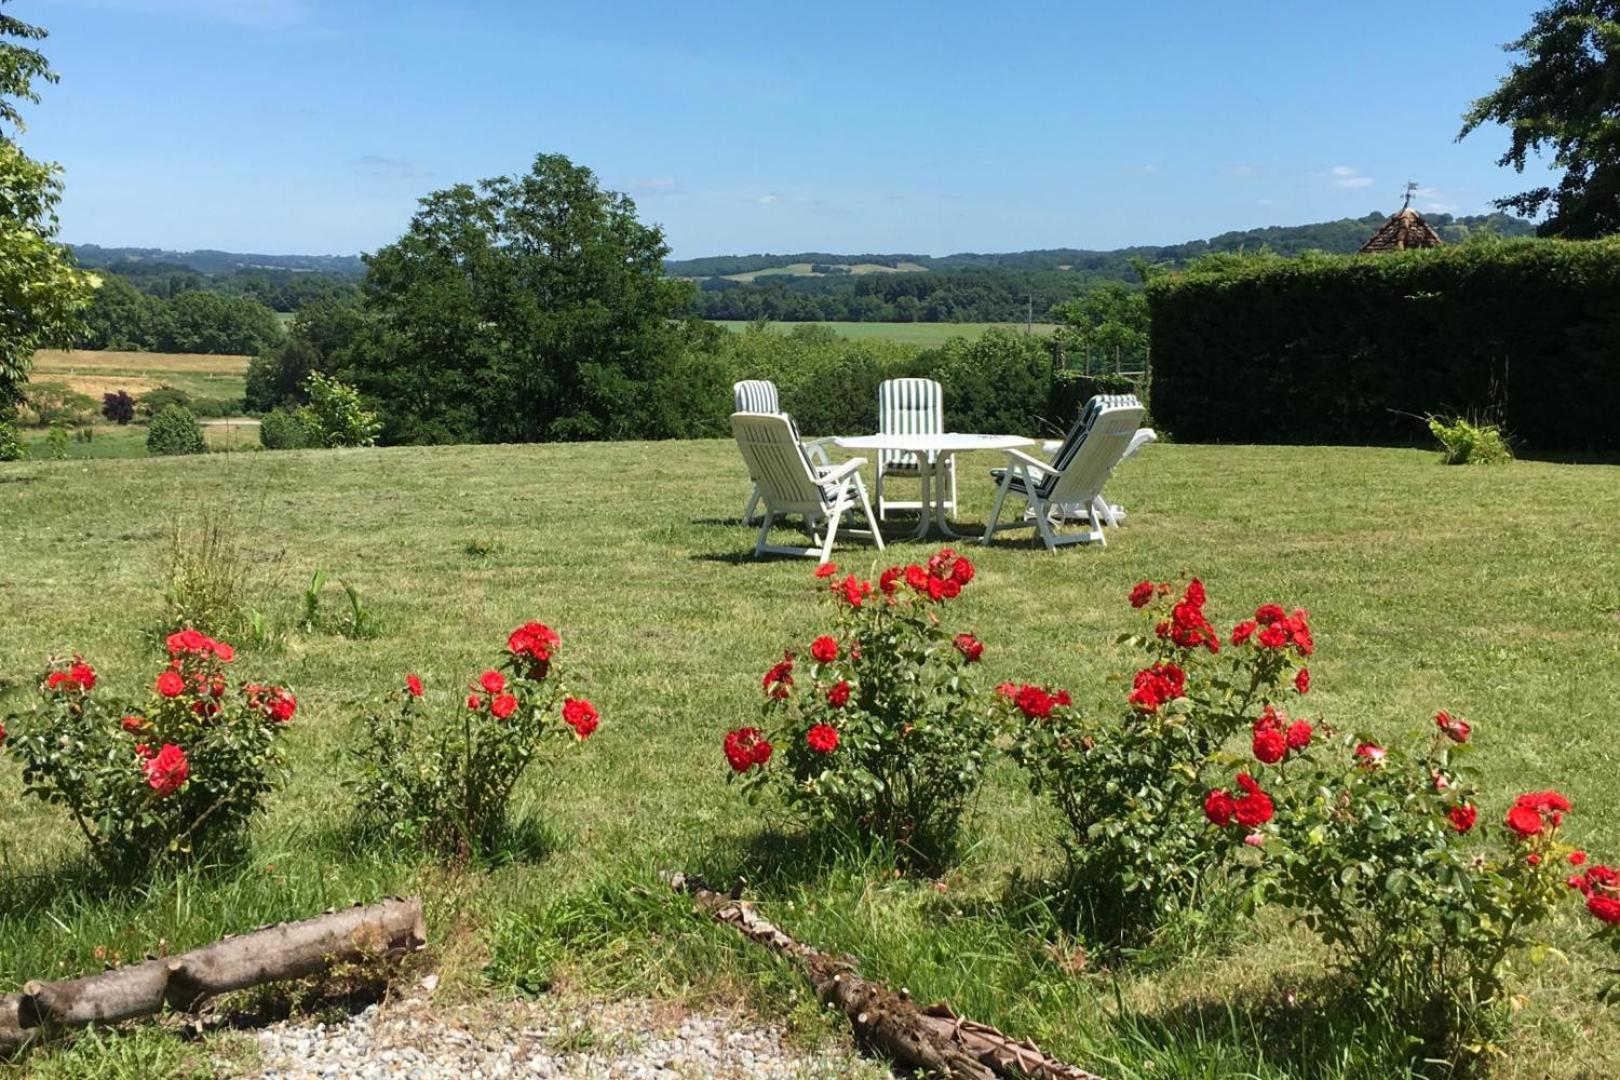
710, 319, 1056, 345
17, 420, 262, 460
30, 349, 251, 404
1, 442, 1619, 1076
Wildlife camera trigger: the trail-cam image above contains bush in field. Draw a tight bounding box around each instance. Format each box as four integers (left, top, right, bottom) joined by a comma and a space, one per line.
258, 406, 319, 450
101, 389, 136, 424
301, 371, 379, 447
146, 404, 206, 456
725, 549, 994, 869
916, 328, 1053, 434
1428, 414, 1513, 465
2, 632, 292, 874
24, 382, 97, 427
350, 621, 600, 860
139, 386, 191, 417
0, 420, 21, 462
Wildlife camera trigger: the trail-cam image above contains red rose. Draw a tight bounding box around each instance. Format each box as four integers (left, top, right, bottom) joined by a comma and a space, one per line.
1285, 720, 1314, 751
806, 723, 839, 754
810, 636, 839, 664
879, 566, 903, 596
1528, 853, 1543, 867
763, 657, 795, 699
507, 621, 560, 663
166, 629, 209, 656
1184, 579, 1206, 607
950, 557, 975, 586
995, 682, 1017, 699
121, 715, 146, 733
406, 673, 424, 697
490, 693, 518, 719
953, 633, 984, 663
68, 661, 96, 691
155, 670, 186, 698
826, 680, 851, 708
1252, 728, 1287, 765
1232, 773, 1274, 826
269, 689, 295, 723
480, 670, 506, 695
1254, 604, 1285, 624
1129, 581, 1156, 609
1570, 851, 1588, 867
1230, 620, 1257, 646
144, 743, 189, 796
1012, 684, 1065, 720
1204, 788, 1235, 826
1448, 804, 1477, 833
562, 697, 599, 738
723, 727, 771, 772
1589, 895, 1620, 925
466, 693, 484, 711
1435, 710, 1470, 744
905, 565, 929, 593
213, 640, 235, 662
814, 562, 839, 579
1294, 669, 1310, 695
838, 574, 874, 608
1257, 623, 1288, 649
1504, 804, 1544, 838
1354, 742, 1385, 767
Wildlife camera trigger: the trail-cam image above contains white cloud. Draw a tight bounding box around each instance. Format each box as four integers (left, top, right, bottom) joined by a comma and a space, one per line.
1329, 165, 1375, 189
628, 176, 680, 195
757, 193, 780, 205
1223, 164, 1260, 178
1140, 165, 1158, 174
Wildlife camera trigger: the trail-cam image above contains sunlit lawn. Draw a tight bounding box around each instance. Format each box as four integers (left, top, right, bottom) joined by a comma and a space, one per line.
1, 440, 1617, 1077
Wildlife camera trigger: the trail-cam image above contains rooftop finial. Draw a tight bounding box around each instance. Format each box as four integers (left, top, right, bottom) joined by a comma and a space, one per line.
1402, 180, 1419, 211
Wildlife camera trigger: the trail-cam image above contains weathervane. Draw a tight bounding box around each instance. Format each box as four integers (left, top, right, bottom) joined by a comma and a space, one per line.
1402, 180, 1419, 210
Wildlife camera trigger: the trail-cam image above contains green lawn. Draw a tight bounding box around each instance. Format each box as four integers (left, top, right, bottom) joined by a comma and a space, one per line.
1, 441, 1618, 1077
17, 420, 262, 460
710, 319, 1056, 345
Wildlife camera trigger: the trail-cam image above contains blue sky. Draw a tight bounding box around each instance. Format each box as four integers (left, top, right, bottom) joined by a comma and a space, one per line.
21, 0, 1557, 258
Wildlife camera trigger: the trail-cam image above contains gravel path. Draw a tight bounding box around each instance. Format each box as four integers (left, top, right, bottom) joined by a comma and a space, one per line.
248, 996, 892, 1079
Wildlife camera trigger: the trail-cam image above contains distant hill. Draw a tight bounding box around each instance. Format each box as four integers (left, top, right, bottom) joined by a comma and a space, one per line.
70, 245, 366, 278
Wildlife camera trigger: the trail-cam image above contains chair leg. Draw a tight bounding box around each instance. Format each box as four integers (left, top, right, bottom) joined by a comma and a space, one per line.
753, 512, 775, 559
820, 490, 846, 564
1089, 502, 1107, 547
947, 456, 958, 519
743, 486, 761, 525
1033, 500, 1061, 552
854, 475, 885, 552
875, 468, 887, 521
982, 472, 1014, 546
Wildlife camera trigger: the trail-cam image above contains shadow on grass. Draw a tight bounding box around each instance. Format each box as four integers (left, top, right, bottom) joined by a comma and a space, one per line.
0, 840, 262, 924
321, 810, 562, 873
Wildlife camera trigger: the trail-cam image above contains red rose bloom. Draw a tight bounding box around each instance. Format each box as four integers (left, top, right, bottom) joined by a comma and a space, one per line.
1252, 727, 1287, 765
950, 557, 975, 586
121, 714, 146, 733
1129, 662, 1187, 713
507, 622, 560, 663
837, 574, 874, 608
1185, 578, 1207, 606
953, 633, 984, 663
1285, 720, 1314, 751
562, 697, 599, 738
1254, 604, 1286, 624
879, 566, 904, 596
1230, 620, 1258, 646
806, 723, 839, 754
155, 670, 186, 698
68, 661, 96, 691
1012, 684, 1065, 720
1435, 710, 1470, 744
1257, 623, 1288, 649
480, 670, 506, 695
144, 743, 189, 796
810, 636, 839, 664
814, 562, 839, 579
1589, 895, 1620, 925
1129, 580, 1156, 608
1504, 804, 1544, 838
905, 564, 929, 593
490, 692, 518, 719
763, 656, 795, 699
723, 727, 772, 772
1294, 669, 1310, 695
1354, 742, 1385, 767
826, 680, 851, 708
1570, 851, 1588, 867
466, 693, 484, 711
1232, 772, 1274, 827
1448, 804, 1477, 833
1204, 788, 1236, 827
406, 673, 424, 697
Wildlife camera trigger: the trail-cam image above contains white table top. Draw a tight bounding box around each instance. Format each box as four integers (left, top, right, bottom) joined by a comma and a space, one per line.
833, 432, 1035, 453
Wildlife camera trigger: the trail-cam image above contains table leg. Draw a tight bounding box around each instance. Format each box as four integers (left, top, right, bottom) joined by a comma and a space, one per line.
909, 456, 934, 540
932, 452, 963, 540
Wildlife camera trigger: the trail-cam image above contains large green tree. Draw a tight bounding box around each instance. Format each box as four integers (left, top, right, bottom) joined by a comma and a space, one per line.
1461, 0, 1620, 237
0, 3, 96, 456
345, 153, 695, 444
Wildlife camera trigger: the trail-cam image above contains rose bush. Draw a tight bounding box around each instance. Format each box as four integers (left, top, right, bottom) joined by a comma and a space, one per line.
350, 620, 598, 860
724, 549, 994, 869
2, 630, 292, 875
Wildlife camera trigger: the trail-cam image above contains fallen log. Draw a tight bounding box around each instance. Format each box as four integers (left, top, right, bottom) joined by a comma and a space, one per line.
664, 872, 1104, 1080
0, 896, 425, 1051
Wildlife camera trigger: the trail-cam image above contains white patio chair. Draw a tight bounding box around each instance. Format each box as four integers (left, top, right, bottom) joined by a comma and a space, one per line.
982, 396, 1146, 550
875, 378, 955, 521
733, 380, 832, 523
1041, 424, 1157, 527
731, 412, 885, 564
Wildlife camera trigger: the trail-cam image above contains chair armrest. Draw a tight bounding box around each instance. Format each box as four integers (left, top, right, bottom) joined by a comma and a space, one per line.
1003, 448, 1056, 476
802, 437, 835, 467
817, 457, 866, 484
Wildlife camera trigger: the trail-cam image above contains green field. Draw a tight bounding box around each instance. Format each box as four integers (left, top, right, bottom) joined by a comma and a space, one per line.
1, 442, 1618, 1076
711, 320, 1057, 345
29, 348, 250, 405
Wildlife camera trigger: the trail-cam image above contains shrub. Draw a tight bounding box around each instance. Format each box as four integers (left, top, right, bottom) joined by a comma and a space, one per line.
1146, 239, 1620, 451
24, 382, 98, 427
1049, 370, 1145, 430
44, 424, 69, 460
349, 620, 599, 859
301, 371, 378, 447
1428, 414, 1513, 465
1, 631, 292, 874
162, 509, 251, 638
917, 329, 1054, 434
146, 404, 206, 456
139, 386, 192, 417
0, 419, 20, 461
101, 390, 136, 424
259, 406, 319, 450
724, 549, 994, 869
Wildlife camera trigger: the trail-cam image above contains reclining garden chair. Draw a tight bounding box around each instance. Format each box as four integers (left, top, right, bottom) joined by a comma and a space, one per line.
733, 379, 832, 523
1042, 423, 1157, 527
875, 377, 955, 521
982, 395, 1146, 550
731, 412, 884, 564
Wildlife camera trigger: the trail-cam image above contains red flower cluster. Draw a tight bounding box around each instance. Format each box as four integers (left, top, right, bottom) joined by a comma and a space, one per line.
1435, 710, 1471, 744
1250, 705, 1312, 763
144, 743, 189, 796
1127, 662, 1186, 713
1294, 668, 1311, 695
156, 670, 185, 698
1002, 683, 1071, 720
166, 629, 234, 663
1449, 803, 1478, 834
834, 573, 875, 608
242, 684, 297, 723
724, 727, 773, 772
810, 635, 839, 664
562, 697, 599, 738
45, 658, 97, 694
876, 548, 975, 604
1155, 580, 1220, 653
826, 680, 851, 708
806, 723, 839, 754
1128, 579, 1174, 609
953, 633, 984, 663
1205, 772, 1274, 828
1504, 790, 1570, 839
1568, 864, 1620, 925
1232, 603, 1314, 657
814, 563, 840, 579
762, 655, 794, 699
507, 621, 560, 675
1354, 741, 1386, 768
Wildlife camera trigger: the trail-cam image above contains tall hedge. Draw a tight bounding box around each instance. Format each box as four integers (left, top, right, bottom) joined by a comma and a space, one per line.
1146, 239, 1620, 451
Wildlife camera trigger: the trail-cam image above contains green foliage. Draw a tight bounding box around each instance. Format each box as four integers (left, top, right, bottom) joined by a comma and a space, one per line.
1051, 281, 1150, 374
728, 551, 993, 870
1048, 371, 1144, 428
344, 152, 695, 444
2, 637, 291, 875
1461, 1, 1620, 237
1428, 414, 1514, 465
245, 297, 366, 411
75, 273, 166, 350
138, 385, 190, 416
300, 567, 328, 631
1146, 239, 1620, 451
23, 380, 96, 426
158, 289, 283, 355
916, 328, 1054, 434
43, 421, 66, 459
258, 405, 319, 450
300, 370, 378, 447
0, 416, 20, 460
348, 621, 597, 859
162, 509, 250, 639
712, 322, 920, 435
145, 403, 205, 456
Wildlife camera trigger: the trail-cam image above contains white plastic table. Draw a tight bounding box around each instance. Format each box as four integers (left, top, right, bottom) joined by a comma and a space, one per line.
832, 432, 1035, 540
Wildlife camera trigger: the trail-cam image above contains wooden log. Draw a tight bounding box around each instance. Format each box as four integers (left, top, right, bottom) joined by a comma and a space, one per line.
0, 897, 424, 1051
664, 872, 1104, 1080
